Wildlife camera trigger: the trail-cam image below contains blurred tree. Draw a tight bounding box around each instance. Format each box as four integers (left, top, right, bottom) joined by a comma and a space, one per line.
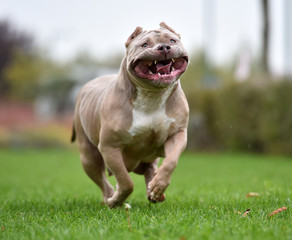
181, 50, 205, 96
261, 0, 270, 74
4, 51, 47, 100
0, 19, 34, 99
69, 50, 123, 70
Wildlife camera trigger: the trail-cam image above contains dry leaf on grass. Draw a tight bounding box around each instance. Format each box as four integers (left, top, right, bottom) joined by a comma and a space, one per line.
269, 207, 287, 217
242, 209, 251, 217
246, 192, 259, 198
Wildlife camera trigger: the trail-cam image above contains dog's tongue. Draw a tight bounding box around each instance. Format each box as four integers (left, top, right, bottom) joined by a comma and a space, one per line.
134, 60, 174, 76
134, 62, 148, 75
156, 62, 172, 74
173, 58, 185, 69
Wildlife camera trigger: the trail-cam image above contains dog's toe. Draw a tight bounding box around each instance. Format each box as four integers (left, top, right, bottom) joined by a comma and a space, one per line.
148, 192, 165, 203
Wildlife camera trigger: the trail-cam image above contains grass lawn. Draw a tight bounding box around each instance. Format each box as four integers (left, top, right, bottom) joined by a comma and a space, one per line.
0, 149, 291, 240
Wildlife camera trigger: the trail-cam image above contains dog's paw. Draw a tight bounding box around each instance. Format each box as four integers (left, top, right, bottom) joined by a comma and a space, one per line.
148, 192, 166, 203
105, 190, 125, 208
148, 175, 170, 203
106, 196, 123, 208
105, 185, 133, 208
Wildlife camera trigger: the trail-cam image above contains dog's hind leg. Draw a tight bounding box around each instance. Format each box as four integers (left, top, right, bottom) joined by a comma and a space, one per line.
76, 124, 114, 204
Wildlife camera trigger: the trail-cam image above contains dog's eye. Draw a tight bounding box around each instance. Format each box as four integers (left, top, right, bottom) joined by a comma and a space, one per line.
142, 43, 148, 48
170, 39, 176, 44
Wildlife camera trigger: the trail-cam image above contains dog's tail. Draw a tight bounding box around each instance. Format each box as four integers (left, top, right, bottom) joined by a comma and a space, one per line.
71, 122, 76, 143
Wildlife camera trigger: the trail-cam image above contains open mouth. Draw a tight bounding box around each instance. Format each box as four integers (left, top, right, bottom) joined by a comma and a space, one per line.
132, 57, 188, 83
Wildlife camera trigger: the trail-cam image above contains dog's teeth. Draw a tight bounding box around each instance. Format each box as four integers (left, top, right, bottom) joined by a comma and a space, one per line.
147, 62, 152, 66
154, 60, 157, 64
172, 67, 175, 72
149, 70, 153, 74
158, 73, 161, 76
172, 58, 175, 63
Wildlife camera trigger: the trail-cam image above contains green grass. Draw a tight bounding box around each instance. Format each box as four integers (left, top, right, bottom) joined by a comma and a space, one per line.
0, 149, 291, 240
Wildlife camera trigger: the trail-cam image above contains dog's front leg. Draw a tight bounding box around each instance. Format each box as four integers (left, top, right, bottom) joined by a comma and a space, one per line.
148, 129, 187, 202
98, 144, 134, 208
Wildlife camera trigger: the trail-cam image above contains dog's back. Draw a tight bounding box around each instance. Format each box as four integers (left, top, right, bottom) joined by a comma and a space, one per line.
71, 75, 117, 143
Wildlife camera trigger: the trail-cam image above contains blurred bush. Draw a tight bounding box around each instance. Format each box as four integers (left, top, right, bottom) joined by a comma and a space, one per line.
184, 78, 292, 155
259, 81, 292, 154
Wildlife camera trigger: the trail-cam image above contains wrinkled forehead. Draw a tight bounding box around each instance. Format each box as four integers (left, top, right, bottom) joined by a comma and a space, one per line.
134, 29, 180, 44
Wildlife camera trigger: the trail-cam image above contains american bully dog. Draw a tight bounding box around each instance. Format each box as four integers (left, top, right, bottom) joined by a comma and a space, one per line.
71, 22, 189, 208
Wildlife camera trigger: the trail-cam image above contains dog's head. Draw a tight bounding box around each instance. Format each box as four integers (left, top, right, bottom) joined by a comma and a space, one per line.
125, 22, 188, 87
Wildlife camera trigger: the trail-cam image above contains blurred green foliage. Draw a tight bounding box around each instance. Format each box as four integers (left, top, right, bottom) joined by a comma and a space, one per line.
180, 50, 292, 155
182, 74, 292, 155
4, 51, 47, 100
0, 20, 34, 98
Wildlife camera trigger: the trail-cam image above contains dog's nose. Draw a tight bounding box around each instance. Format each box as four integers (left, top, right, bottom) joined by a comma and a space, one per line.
157, 44, 171, 53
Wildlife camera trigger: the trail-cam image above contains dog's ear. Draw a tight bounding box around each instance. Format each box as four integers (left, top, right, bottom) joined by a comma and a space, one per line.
160, 22, 181, 39
125, 26, 143, 48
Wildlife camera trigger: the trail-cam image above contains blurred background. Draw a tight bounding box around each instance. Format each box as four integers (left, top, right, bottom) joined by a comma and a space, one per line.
0, 0, 291, 155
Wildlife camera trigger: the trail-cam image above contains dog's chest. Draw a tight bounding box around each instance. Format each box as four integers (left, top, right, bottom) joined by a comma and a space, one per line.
128, 88, 175, 145
129, 108, 174, 137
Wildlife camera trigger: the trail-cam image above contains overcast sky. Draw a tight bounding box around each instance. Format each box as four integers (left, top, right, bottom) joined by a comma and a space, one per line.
0, 0, 288, 74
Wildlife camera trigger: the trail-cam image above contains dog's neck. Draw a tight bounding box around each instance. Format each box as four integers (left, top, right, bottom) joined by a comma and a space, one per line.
133, 83, 177, 113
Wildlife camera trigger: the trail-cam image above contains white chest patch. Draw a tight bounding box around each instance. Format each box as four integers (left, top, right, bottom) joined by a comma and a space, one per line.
129, 108, 175, 136
128, 86, 176, 137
